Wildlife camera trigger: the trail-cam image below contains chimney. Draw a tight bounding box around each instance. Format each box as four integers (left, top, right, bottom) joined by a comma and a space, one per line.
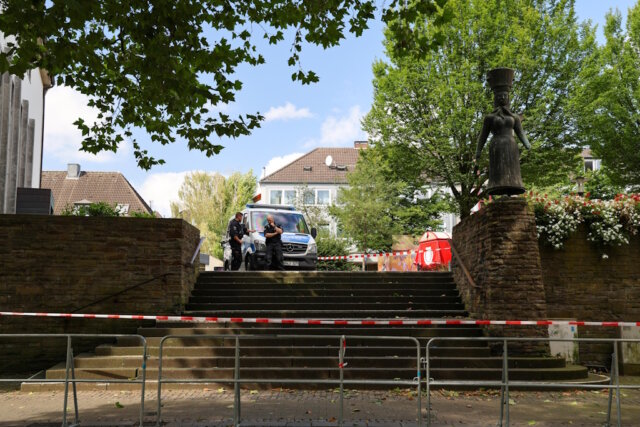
354, 141, 368, 150
67, 163, 81, 179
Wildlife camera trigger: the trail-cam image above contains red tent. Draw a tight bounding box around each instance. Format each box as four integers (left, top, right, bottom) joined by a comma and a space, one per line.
415, 231, 452, 271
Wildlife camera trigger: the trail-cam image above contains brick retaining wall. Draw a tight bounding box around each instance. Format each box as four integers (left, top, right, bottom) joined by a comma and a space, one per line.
539, 228, 640, 368
0, 215, 200, 373
451, 198, 549, 355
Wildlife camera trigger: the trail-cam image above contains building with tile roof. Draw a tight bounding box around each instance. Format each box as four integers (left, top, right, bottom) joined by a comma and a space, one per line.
258, 142, 462, 237
41, 164, 153, 216
257, 143, 366, 236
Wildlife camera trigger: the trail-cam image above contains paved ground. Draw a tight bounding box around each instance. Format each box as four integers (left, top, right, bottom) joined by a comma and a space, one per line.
1, 383, 640, 427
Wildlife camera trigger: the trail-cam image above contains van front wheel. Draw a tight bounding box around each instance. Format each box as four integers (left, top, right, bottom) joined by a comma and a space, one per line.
245, 254, 255, 271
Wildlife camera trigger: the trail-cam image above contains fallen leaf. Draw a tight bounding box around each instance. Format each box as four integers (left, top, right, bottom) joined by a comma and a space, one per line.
352, 408, 360, 413
543, 399, 552, 403
570, 401, 578, 406
528, 422, 537, 426
217, 387, 225, 393
250, 390, 258, 395
328, 417, 337, 422
115, 401, 124, 409
509, 399, 516, 405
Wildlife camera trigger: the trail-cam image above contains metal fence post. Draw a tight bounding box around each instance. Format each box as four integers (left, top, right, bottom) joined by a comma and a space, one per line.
606, 352, 614, 426
426, 340, 432, 427
415, 338, 422, 427
614, 345, 622, 427
139, 338, 148, 427
499, 339, 510, 427
156, 338, 165, 426
504, 340, 510, 427
339, 335, 345, 427
70, 347, 79, 424
62, 335, 71, 427
234, 336, 241, 426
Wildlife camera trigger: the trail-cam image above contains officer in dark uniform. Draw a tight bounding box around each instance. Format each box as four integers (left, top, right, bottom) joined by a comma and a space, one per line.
228, 212, 253, 271
264, 214, 285, 270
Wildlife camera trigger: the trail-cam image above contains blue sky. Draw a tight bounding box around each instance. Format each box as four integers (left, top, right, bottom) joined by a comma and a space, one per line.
41, 0, 638, 217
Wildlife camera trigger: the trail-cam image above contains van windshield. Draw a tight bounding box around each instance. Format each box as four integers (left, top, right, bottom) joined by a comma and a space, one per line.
251, 211, 310, 234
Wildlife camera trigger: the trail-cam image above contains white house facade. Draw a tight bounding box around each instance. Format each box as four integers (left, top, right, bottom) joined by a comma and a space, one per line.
257, 146, 361, 236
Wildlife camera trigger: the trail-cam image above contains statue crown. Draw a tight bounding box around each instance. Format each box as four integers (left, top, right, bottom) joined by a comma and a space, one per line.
487, 68, 514, 92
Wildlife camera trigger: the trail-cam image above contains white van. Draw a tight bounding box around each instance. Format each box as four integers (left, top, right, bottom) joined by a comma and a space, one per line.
222, 204, 318, 270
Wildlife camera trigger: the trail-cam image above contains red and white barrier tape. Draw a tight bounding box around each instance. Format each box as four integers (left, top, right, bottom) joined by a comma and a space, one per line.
0, 311, 638, 327
318, 247, 446, 261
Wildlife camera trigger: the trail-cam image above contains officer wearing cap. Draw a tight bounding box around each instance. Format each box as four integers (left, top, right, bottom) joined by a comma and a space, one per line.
228, 212, 254, 271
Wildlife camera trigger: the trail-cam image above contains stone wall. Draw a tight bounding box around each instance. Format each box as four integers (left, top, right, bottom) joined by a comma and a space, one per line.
0, 215, 200, 373
539, 228, 640, 369
451, 198, 549, 355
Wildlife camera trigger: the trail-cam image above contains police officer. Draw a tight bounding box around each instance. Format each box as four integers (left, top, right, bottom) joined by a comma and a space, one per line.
228, 212, 254, 271
264, 214, 285, 270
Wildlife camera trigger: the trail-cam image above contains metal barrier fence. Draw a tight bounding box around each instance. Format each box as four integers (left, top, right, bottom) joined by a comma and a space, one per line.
156, 334, 423, 426
0, 334, 148, 427
425, 337, 640, 427
2, 333, 640, 426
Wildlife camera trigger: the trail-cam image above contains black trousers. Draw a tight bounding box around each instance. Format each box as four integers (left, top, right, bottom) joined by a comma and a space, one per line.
230, 243, 242, 271
265, 242, 284, 270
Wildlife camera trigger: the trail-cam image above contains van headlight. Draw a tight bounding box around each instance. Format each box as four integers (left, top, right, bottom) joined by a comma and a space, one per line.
307, 243, 317, 254
254, 240, 266, 252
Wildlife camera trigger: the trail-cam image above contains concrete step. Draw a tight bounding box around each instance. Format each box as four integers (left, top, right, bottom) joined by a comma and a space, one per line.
428, 357, 566, 369
73, 355, 421, 369
72, 354, 567, 370
181, 309, 469, 318
190, 289, 461, 297
187, 295, 463, 303
428, 365, 589, 381
184, 302, 465, 311
117, 336, 485, 347
135, 326, 483, 338
43, 365, 589, 382
194, 281, 457, 289
196, 271, 452, 283
94, 345, 492, 358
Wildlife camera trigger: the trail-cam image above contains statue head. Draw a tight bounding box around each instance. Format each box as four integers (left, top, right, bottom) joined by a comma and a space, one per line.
494, 91, 510, 108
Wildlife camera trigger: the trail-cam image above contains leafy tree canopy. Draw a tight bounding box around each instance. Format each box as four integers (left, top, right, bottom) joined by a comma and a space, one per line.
569, 3, 640, 187
363, 0, 594, 218
0, 0, 449, 169
170, 170, 256, 258
330, 149, 447, 252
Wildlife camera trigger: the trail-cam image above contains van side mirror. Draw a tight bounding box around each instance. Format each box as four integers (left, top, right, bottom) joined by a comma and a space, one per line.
311, 227, 317, 238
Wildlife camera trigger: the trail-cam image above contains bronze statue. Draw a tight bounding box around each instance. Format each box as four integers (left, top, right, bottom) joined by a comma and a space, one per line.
476, 68, 531, 196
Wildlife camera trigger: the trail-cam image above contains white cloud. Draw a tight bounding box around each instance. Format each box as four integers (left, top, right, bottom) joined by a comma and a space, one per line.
263, 152, 305, 178
44, 85, 130, 164
264, 102, 313, 122
138, 171, 194, 218
305, 105, 367, 148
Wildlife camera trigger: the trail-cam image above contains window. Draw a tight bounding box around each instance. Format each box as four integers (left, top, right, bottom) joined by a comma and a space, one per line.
303, 189, 315, 205
270, 190, 282, 204
284, 190, 296, 205
584, 160, 594, 172
251, 211, 310, 234
317, 190, 330, 205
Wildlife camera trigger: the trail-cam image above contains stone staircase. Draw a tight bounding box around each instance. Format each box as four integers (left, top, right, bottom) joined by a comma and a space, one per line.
23, 271, 594, 390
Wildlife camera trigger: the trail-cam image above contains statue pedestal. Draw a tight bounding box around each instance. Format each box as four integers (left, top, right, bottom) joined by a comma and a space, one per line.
452, 197, 549, 355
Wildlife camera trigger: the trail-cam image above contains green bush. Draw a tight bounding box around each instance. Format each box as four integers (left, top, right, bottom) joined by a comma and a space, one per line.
316, 232, 360, 271
60, 202, 121, 217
